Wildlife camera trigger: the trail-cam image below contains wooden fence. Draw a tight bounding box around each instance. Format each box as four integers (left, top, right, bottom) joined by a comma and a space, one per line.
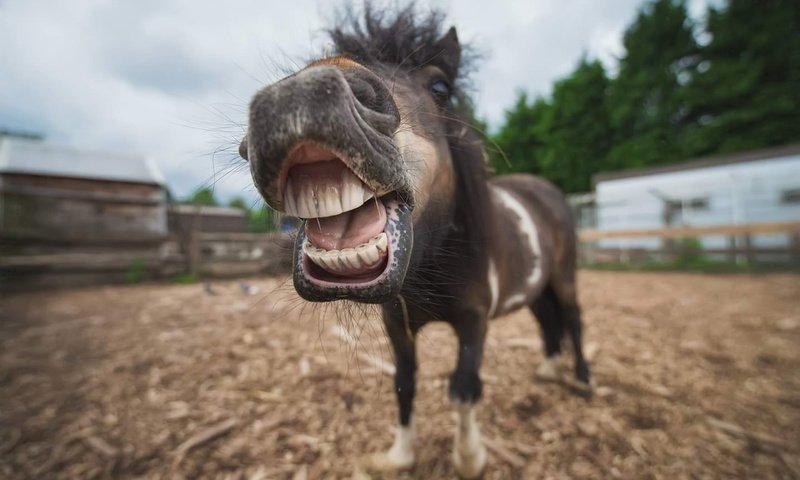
0, 232, 293, 290
577, 221, 800, 266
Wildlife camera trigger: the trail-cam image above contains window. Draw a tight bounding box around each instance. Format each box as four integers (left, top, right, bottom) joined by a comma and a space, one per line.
781, 189, 800, 204
687, 197, 709, 210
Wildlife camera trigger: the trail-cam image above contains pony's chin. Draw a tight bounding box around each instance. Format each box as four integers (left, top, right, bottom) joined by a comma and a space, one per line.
292, 199, 413, 304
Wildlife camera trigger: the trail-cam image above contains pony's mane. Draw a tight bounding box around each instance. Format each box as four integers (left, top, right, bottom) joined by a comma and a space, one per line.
327, 3, 473, 87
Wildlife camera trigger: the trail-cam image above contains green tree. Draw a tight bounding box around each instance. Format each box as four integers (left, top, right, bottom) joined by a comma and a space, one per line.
185, 187, 219, 206
247, 204, 277, 233
606, 0, 699, 169
683, 0, 800, 156
539, 58, 613, 192
227, 197, 248, 211
489, 92, 551, 175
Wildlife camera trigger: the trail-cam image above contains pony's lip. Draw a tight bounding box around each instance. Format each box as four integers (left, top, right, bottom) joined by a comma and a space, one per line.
292, 198, 413, 303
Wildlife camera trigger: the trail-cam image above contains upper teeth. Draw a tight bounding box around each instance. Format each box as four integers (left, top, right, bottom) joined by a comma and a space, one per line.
284, 169, 374, 218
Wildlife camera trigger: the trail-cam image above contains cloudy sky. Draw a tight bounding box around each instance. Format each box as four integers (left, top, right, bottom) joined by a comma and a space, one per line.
0, 0, 714, 203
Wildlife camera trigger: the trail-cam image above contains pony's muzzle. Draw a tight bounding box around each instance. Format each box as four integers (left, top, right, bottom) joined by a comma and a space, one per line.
245, 64, 403, 210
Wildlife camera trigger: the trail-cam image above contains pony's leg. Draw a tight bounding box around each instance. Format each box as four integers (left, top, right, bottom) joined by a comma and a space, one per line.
449, 312, 488, 479
530, 287, 565, 381
552, 280, 592, 395
561, 302, 592, 394
364, 303, 417, 471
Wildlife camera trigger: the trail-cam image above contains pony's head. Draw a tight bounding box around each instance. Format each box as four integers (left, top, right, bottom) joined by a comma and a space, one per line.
241, 6, 483, 303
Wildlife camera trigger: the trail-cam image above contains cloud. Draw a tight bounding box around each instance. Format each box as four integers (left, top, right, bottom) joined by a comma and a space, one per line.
0, 0, 714, 202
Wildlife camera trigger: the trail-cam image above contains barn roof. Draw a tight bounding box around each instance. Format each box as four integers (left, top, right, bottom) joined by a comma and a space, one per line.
0, 136, 165, 185
593, 143, 800, 185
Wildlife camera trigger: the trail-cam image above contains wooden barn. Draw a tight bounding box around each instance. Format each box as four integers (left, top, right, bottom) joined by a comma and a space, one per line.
0, 133, 173, 287
168, 204, 247, 234
0, 134, 167, 240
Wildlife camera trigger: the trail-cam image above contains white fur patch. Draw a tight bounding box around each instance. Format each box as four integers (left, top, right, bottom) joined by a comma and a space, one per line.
487, 259, 499, 318
452, 403, 487, 479
387, 423, 415, 467
363, 421, 415, 472
493, 186, 542, 287
502, 293, 527, 312
536, 354, 561, 381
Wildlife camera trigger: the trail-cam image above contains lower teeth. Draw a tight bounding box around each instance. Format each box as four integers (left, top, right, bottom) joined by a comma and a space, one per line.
303, 233, 388, 274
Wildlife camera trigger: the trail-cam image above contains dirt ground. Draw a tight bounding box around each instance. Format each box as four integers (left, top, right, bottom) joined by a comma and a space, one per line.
1, 271, 798, 479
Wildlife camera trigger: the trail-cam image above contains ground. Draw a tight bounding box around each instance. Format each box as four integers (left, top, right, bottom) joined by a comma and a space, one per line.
1, 271, 799, 479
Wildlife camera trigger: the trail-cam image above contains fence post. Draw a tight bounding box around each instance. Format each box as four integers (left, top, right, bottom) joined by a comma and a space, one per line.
743, 234, 754, 265
791, 233, 800, 267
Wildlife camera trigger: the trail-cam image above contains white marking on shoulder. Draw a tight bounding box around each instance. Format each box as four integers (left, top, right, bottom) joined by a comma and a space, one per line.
492, 185, 542, 287
487, 259, 499, 318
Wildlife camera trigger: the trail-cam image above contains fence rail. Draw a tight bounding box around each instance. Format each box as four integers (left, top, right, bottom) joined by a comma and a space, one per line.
0, 232, 293, 289
578, 220, 800, 241
578, 221, 800, 266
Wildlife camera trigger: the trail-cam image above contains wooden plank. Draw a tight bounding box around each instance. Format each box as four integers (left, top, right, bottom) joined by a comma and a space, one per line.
2, 184, 163, 205
0, 252, 176, 270
578, 221, 800, 241
199, 232, 286, 242
0, 231, 171, 244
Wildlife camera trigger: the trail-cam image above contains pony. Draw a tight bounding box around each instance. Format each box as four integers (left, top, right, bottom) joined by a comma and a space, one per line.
240, 6, 591, 477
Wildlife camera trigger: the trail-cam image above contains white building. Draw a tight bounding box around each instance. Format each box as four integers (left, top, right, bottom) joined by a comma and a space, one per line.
592, 144, 800, 257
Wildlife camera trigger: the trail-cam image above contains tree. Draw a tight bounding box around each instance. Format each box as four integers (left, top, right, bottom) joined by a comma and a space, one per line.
683, 0, 800, 156
606, 0, 699, 169
185, 187, 219, 206
227, 197, 248, 211
489, 92, 551, 175
539, 58, 613, 192
247, 204, 277, 233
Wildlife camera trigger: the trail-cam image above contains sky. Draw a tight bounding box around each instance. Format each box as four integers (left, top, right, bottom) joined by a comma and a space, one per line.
0, 0, 716, 204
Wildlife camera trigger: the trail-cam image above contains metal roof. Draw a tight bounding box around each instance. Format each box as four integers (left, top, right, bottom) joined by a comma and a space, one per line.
593, 143, 800, 185
0, 135, 165, 185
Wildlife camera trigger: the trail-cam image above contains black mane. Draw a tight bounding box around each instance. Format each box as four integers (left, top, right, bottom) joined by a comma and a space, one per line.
327, 3, 473, 86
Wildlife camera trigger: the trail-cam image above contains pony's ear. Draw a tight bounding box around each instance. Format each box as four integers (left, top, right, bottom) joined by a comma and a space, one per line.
435, 26, 461, 81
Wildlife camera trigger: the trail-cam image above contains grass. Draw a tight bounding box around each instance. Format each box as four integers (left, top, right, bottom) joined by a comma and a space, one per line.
585, 257, 800, 273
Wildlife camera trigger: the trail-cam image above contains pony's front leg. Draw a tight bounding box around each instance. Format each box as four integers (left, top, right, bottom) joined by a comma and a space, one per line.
450, 311, 488, 479
363, 301, 418, 472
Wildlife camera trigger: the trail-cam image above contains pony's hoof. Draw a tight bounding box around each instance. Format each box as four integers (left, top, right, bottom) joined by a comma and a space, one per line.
453, 443, 487, 479
569, 379, 593, 398
535, 357, 562, 382
360, 449, 415, 474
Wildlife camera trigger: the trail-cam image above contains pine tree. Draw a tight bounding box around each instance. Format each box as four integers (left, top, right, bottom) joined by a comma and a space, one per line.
539, 58, 613, 193
606, 0, 699, 169
683, 0, 800, 155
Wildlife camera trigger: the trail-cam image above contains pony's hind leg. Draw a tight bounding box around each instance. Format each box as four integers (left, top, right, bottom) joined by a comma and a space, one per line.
561, 302, 591, 394
551, 281, 592, 396
530, 286, 565, 382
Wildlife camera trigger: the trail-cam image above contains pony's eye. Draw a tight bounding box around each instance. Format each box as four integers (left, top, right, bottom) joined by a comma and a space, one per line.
430, 79, 451, 103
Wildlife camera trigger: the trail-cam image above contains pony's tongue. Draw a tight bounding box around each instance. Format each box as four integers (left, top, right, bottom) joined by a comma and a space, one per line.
305, 199, 387, 251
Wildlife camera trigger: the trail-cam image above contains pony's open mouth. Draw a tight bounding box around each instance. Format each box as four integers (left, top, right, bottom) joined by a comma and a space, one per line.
281, 144, 413, 303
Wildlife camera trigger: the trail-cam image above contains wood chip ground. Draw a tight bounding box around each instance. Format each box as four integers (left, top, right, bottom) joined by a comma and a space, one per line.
1, 271, 798, 479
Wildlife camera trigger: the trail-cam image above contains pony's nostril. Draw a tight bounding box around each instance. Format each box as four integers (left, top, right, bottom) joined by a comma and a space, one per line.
349, 77, 379, 111
344, 70, 400, 134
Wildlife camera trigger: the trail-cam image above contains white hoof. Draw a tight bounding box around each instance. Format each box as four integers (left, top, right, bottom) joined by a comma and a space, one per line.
362, 449, 414, 472
453, 442, 487, 479
361, 423, 415, 473
535, 356, 561, 381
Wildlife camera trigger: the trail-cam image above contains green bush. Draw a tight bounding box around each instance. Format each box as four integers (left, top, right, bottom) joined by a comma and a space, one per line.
124, 258, 146, 284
